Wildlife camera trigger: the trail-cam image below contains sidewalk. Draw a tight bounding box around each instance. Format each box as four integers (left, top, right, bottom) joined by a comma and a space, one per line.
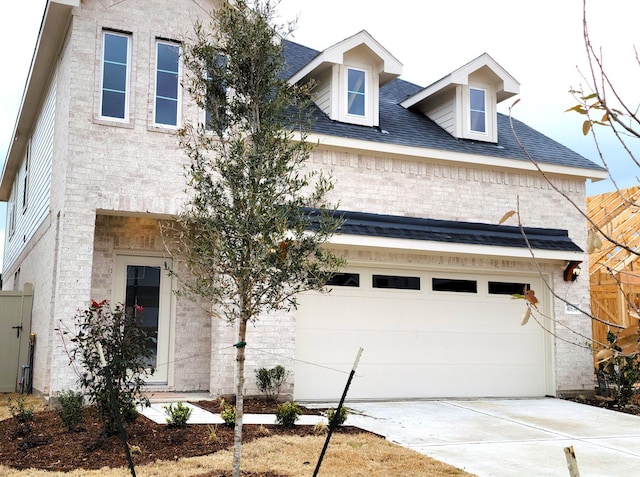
141, 401, 328, 426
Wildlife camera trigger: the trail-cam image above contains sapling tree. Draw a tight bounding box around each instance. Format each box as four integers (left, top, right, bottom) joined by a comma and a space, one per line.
163, 1, 343, 475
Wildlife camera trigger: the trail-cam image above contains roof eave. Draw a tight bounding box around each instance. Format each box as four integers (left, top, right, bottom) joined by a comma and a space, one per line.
401, 53, 520, 110
294, 131, 609, 182
288, 30, 402, 86
0, 0, 78, 201
328, 233, 585, 262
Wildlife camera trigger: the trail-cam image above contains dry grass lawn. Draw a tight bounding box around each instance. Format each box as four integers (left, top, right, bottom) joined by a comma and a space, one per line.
0, 394, 475, 476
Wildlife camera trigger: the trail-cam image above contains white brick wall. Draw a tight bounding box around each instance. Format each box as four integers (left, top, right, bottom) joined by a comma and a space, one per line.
10, 0, 594, 397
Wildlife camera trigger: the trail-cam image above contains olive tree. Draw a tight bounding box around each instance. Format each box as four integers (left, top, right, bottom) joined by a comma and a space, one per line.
163, 1, 343, 475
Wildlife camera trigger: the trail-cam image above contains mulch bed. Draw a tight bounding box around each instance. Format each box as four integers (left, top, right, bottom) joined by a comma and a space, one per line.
0, 399, 354, 474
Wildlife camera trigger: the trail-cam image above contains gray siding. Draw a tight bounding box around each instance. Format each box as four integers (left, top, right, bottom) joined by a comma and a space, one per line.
314, 69, 332, 117
426, 97, 455, 135
4, 73, 55, 270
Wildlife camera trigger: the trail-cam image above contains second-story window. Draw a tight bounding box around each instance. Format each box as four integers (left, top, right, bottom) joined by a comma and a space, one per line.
347, 68, 366, 117
22, 141, 30, 213
100, 31, 130, 120
8, 180, 17, 238
155, 40, 181, 127
469, 87, 486, 133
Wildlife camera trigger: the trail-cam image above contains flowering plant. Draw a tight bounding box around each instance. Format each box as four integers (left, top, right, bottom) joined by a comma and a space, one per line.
60, 300, 154, 434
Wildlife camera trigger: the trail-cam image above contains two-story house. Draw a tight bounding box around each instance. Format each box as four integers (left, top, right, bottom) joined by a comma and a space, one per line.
1, 0, 606, 401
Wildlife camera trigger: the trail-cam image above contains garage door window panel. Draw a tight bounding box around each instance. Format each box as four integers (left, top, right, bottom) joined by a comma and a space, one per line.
488, 281, 530, 296
372, 274, 420, 290
432, 278, 477, 293
326, 272, 360, 287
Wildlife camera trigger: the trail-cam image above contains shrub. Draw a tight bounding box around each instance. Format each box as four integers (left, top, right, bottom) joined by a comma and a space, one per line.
275, 401, 301, 428
598, 330, 640, 407
326, 406, 349, 427
7, 397, 34, 423
58, 389, 84, 431
163, 402, 192, 428
62, 300, 155, 435
220, 403, 236, 427
206, 424, 218, 442
255, 365, 290, 402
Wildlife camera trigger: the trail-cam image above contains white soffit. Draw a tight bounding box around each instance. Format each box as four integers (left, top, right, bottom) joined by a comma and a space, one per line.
288, 30, 402, 85
329, 233, 585, 262
401, 53, 520, 109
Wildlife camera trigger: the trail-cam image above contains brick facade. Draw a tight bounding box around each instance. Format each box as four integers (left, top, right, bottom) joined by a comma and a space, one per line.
3, 0, 595, 398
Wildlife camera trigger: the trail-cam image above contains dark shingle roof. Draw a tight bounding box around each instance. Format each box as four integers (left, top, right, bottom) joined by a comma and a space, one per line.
306, 208, 582, 252
282, 40, 603, 172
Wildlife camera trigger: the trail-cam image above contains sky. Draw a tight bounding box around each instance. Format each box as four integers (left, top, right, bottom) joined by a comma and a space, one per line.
0, 0, 639, 271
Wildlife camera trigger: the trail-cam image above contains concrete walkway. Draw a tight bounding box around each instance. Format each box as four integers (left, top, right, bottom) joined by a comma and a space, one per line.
141, 401, 327, 426
342, 398, 640, 477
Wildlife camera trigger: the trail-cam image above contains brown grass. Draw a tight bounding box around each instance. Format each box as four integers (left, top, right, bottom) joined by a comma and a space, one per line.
0, 394, 475, 476
0, 393, 47, 421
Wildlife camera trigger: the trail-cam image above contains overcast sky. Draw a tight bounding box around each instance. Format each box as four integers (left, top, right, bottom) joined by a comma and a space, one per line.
1, 0, 638, 270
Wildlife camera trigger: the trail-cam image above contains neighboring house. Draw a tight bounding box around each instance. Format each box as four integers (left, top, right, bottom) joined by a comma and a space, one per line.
1, 0, 607, 401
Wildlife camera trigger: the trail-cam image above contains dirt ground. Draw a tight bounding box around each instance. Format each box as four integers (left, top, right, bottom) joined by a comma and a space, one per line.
0, 394, 474, 476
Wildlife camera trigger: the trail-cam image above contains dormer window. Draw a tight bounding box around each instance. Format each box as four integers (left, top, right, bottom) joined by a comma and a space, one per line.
469, 88, 486, 134
347, 68, 366, 117
400, 53, 520, 144
287, 31, 402, 129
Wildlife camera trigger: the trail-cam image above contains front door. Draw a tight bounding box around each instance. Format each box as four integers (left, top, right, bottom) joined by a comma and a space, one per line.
114, 256, 172, 384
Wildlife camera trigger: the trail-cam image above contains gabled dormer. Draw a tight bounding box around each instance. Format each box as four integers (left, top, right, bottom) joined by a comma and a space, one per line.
400, 53, 519, 143
288, 30, 402, 127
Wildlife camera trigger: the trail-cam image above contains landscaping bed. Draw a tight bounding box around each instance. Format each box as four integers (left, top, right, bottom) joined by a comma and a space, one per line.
0, 398, 354, 474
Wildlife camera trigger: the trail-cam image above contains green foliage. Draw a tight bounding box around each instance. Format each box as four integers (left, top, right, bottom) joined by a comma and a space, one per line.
163, 402, 192, 428
326, 406, 349, 427
58, 389, 84, 431
598, 330, 640, 406
220, 403, 236, 427
168, 2, 345, 474
165, 0, 344, 325
7, 397, 34, 423
255, 365, 290, 401
63, 300, 154, 435
275, 401, 301, 428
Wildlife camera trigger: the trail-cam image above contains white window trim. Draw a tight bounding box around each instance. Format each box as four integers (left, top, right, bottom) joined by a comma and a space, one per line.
346, 67, 367, 119
461, 83, 496, 142
99, 31, 131, 123
22, 140, 30, 213
468, 87, 487, 135
8, 180, 18, 238
338, 64, 374, 127
153, 39, 183, 129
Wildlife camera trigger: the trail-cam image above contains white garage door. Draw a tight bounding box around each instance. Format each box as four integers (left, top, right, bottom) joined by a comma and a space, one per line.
294, 267, 551, 400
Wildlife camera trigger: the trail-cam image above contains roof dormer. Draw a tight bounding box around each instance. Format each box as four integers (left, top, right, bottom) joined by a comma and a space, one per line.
400, 53, 519, 143
288, 30, 402, 127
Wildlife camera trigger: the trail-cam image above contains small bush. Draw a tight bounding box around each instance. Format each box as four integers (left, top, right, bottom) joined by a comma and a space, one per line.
220, 403, 236, 427
275, 401, 301, 428
58, 389, 84, 431
206, 424, 218, 442
62, 300, 154, 435
598, 330, 640, 406
326, 406, 349, 427
313, 421, 328, 434
8, 397, 34, 423
255, 365, 290, 402
163, 402, 192, 428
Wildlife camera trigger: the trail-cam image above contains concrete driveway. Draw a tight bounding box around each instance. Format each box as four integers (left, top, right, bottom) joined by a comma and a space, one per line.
343, 398, 640, 476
